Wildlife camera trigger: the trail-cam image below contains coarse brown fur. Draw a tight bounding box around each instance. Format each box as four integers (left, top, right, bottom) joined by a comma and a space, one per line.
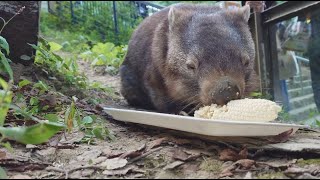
120, 3, 259, 114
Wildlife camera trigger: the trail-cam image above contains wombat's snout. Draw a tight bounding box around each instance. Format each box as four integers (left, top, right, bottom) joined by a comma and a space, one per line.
211, 78, 241, 105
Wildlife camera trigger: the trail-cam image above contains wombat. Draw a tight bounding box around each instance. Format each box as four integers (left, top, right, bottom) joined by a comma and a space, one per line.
120, 3, 259, 114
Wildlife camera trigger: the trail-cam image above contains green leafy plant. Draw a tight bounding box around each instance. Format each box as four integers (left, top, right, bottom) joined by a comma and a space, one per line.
80, 42, 128, 75
0, 37, 12, 80
0, 166, 7, 179
61, 97, 115, 144
31, 37, 89, 89
31, 37, 117, 96
79, 115, 115, 144
0, 8, 66, 148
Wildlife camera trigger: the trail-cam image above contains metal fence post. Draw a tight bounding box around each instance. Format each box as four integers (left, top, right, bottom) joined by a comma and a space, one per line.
70, 1, 75, 24
113, 1, 119, 44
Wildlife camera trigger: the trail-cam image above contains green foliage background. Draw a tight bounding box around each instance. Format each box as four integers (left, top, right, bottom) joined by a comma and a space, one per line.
41, 1, 143, 45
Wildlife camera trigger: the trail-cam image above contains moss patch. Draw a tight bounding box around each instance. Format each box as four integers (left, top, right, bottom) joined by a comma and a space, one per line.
199, 157, 223, 174
297, 158, 320, 167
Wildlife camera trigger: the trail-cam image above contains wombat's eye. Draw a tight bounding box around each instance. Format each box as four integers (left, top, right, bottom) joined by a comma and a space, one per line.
241, 55, 250, 67
187, 63, 196, 70
186, 60, 197, 71
243, 59, 249, 67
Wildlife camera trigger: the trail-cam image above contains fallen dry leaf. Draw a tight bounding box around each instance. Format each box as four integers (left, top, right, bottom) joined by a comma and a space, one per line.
11, 175, 32, 179
107, 151, 124, 159
137, 143, 147, 152
81, 169, 95, 177
168, 137, 192, 145
172, 149, 189, 161
219, 169, 234, 178
219, 147, 247, 161
219, 149, 239, 161
120, 151, 142, 159
101, 158, 128, 170
119, 144, 146, 159
77, 149, 102, 162
172, 149, 201, 162
92, 157, 108, 165
3, 162, 48, 172
0, 151, 6, 160
219, 166, 240, 178
184, 149, 212, 157
163, 161, 185, 170
219, 159, 256, 178
236, 159, 256, 170
69, 171, 82, 179
148, 137, 168, 149
296, 173, 319, 179
257, 159, 297, 170
244, 171, 253, 179
102, 165, 134, 176
284, 166, 320, 177
284, 167, 310, 178
267, 128, 294, 143
131, 174, 145, 178
238, 146, 248, 159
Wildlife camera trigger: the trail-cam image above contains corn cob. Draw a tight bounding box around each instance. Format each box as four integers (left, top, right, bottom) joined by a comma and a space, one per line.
194, 98, 282, 122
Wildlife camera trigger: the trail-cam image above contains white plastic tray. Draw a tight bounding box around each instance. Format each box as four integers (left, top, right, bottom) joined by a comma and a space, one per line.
104, 107, 308, 137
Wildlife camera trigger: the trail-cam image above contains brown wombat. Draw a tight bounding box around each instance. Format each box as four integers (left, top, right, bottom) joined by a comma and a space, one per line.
120, 3, 259, 114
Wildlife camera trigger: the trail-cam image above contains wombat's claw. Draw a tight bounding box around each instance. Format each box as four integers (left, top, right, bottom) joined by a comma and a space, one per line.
179, 111, 189, 116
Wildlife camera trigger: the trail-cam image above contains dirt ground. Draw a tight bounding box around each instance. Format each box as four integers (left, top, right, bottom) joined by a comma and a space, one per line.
3, 52, 320, 179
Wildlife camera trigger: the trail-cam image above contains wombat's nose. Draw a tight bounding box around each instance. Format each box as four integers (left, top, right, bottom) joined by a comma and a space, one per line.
212, 80, 240, 105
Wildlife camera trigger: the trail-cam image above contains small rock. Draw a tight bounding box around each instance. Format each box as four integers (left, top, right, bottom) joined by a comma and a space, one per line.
26, 144, 37, 149
101, 158, 128, 170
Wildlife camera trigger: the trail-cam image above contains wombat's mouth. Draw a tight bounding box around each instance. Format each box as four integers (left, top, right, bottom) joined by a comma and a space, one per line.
210, 85, 241, 106
200, 76, 244, 107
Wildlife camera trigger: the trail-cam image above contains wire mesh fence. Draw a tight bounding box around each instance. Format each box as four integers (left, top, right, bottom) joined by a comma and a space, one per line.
45, 1, 164, 45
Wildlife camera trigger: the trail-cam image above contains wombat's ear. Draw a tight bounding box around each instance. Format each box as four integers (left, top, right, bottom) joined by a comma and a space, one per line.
168, 6, 182, 29
239, 5, 251, 22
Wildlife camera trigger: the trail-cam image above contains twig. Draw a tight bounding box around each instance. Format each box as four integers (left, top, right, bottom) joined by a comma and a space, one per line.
129, 147, 163, 164
47, 165, 103, 179
216, 141, 240, 152
46, 166, 67, 179
46, 166, 66, 173
68, 165, 103, 174
0, 6, 25, 34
